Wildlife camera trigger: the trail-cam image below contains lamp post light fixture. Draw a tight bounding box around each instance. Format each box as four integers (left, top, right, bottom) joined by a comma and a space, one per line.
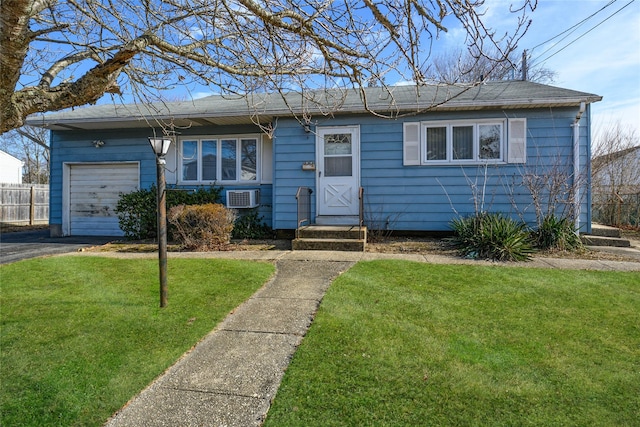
148, 137, 172, 308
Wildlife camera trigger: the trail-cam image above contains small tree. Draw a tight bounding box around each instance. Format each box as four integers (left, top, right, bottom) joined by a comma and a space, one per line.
518, 153, 585, 227
428, 48, 556, 84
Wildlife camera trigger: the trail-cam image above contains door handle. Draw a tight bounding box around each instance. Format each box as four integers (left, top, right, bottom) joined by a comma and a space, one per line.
318, 171, 322, 177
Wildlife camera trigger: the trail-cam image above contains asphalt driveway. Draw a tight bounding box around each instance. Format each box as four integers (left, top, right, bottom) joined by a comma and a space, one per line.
0, 229, 114, 265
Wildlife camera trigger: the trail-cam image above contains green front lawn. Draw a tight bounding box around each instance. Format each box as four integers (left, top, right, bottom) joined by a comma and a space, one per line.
1, 256, 274, 426
265, 260, 640, 426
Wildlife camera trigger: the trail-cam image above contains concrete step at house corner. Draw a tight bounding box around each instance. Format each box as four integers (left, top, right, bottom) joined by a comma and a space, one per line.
590, 223, 622, 238
293, 225, 367, 252
581, 223, 632, 247
580, 234, 631, 247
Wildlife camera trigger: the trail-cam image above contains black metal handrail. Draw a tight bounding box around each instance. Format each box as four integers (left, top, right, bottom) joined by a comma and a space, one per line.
295, 186, 313, 238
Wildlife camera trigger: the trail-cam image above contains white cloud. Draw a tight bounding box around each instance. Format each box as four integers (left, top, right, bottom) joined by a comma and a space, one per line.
190, 91, 217, 100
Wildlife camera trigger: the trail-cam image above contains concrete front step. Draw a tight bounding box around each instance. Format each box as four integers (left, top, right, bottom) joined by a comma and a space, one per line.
590, 224, 622, 238
297, 225, 365, 240
292, 238, 366, 251
581, 235, 631, 247
293, 225, 367, 251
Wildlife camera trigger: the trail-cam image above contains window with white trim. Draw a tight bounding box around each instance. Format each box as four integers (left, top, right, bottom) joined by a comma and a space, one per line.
179, 135, 259, 183
423, 120, 504, 163
403, 118, 526, 166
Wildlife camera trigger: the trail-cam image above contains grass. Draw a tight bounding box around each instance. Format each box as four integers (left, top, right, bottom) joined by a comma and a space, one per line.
0, 256, 274, 427
265, 260, 640, 426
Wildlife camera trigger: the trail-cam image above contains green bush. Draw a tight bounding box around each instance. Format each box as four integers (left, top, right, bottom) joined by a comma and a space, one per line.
232, 209, 273, 239
448, 212, 535, 261
115, 187, 156, 240
532, 215, 583, 251
115, 186, 222, 240
168, 203, 236, 250
167, 187, 224, 207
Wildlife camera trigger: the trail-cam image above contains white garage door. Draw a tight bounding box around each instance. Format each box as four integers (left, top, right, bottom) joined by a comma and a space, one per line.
68, 163, 139, 236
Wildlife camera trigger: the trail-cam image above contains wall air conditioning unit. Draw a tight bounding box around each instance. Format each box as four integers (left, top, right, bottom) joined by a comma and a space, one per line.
226, 189, 260, 209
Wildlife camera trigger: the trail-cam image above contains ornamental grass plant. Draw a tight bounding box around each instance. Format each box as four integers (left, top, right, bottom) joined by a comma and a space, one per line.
448, 212, 535, 261
532, 214, 583, 251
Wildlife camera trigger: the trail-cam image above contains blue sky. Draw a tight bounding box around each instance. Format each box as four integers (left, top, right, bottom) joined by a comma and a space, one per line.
473, 0, 639, 133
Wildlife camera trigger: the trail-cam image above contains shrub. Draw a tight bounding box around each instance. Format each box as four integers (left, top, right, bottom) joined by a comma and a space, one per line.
232, 209, 273, 239
448, 212, 535, 261
115, 186, 223, 240
115, 187, 156, 240
167, 187, 223, 207
168, 203, 236, 251
532, 215, 583, 251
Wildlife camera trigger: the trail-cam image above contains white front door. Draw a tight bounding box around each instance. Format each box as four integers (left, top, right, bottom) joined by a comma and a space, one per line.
317, 126, 360, 218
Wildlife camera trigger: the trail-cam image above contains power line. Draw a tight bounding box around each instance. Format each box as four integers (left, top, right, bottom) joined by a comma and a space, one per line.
529, 0, 636, 69
530, 0, 617, 52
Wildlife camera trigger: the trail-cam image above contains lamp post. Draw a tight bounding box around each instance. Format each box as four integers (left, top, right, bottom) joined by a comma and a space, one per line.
148, 137, 172, 308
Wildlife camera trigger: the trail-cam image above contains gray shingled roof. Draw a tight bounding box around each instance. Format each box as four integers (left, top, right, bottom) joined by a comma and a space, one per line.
26, 81, 602, 131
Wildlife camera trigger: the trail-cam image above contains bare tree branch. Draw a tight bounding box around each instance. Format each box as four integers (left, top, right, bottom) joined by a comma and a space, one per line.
16, 127, 49, 150
2, 0, 537, 134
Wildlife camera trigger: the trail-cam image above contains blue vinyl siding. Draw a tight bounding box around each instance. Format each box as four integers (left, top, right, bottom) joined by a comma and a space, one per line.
49, 105, 592, 234
272, 106, 592, 232
49, 125, 273, 231
272, 120, 317, 230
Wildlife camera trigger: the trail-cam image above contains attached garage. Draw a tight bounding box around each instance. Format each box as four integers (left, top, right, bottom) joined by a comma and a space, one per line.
64, 163, 139, 236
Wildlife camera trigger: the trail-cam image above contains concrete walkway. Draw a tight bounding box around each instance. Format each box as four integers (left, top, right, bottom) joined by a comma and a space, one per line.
104, 258, 354, 427
99, 250, 639, 426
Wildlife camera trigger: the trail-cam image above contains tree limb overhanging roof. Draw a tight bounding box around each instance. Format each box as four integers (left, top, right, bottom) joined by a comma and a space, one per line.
25, 81, 602, 131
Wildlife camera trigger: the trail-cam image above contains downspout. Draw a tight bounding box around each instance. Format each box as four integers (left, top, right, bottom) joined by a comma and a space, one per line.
572, 101, 586, 233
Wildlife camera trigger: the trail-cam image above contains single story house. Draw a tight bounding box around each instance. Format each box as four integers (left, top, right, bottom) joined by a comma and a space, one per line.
592, 145, 640, 193
26, 81, 602, 237
0, 150, 24, 184
591, 145, 640, 227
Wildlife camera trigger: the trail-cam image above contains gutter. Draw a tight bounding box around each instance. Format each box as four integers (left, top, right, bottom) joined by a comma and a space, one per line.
572, 101, 586, 233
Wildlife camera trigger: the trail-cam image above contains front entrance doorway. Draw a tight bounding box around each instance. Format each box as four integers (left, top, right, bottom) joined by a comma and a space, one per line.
316, 126, 360, 222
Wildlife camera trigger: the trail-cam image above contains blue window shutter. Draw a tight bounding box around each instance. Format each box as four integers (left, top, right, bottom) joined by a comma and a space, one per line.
508, 118, 527, 163
403, 122, 421, 165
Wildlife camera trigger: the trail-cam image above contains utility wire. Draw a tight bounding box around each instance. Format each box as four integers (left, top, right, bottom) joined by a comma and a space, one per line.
529, 0, 617, 52
529, 0, 636, 69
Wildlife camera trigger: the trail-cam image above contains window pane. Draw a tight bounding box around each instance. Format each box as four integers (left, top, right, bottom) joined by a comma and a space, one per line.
221, 139, 237, 180
324, 134, 352, 155
241, 139, 257, 181
453, 126, 473, 160
325, 157, 352, 177
202, 140, 217, 181
479, 124, 501, 159
426, 127, 447, 160
182, 140, 198, 181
